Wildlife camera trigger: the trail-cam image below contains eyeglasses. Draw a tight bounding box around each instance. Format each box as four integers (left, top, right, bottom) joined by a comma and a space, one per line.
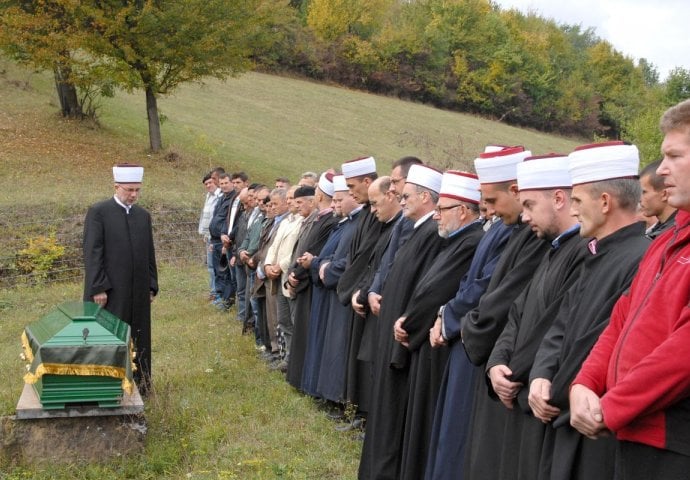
434, 204, 463, 214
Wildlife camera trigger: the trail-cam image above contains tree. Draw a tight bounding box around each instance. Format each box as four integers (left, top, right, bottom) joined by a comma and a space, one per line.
664, 67, 690, 105
0, 1, 87, 117
1, 0, 292, 152
307, 0, 393, 41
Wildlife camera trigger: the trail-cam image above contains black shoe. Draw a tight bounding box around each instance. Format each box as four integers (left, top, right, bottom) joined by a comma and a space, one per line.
335, 417, 365, 432
326, 410, 345, 421
269, 360, 288, 372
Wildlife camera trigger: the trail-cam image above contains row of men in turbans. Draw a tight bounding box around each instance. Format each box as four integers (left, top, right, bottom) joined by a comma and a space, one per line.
197, 100, 690, 480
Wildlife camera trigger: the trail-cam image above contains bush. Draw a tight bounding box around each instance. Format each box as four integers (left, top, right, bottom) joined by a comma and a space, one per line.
15, 234, 66, 280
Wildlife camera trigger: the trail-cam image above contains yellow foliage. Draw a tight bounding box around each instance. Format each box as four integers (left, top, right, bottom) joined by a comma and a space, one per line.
15, 234, 66, 279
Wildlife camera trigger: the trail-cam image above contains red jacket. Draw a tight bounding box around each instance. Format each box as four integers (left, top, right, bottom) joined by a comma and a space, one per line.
574, 209, 690, 455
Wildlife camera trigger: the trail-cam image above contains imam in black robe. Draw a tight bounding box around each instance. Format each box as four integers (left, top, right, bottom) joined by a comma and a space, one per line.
397, 220, 484, 480
530, 222, 649, 480
426, 219, 512, 480
336, 205, 383, 408
485, 227, 588, 480
358, 214, 443, 480
462, 221, 550, 480
349, 211, 402, 413
83, 197, 158, 392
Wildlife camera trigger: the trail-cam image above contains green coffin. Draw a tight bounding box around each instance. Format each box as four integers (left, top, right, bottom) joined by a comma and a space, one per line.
21, 301, 134, 409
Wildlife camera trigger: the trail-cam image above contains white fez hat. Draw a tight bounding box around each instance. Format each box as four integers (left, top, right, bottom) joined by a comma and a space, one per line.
406, 164, 443, 193
318, 172, 335, 197
517, 154, 571, 191
474, 146, 532, 184
483, 144, 510, 154
113, 164, 144, 183
341, 156, 376, 179
568, 141, 639, 186
440, 171, 481, 204
333, 174, 348, 192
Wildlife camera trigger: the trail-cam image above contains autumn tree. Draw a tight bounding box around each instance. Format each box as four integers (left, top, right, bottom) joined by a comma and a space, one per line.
0, 1, 92, 117
1, 0, 293, 152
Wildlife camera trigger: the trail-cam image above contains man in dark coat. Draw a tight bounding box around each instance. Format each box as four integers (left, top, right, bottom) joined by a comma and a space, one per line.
348, 176, 402, 416
208, 173, 236, 309
336, 157, 381, 410
484, 155, 588, 480
460, 146, 551, 480
83, 164, 158, 395
394, 171, 484, 480
358, 164, 444, 480
528, 141, 649, 480
639, 159, 677, 239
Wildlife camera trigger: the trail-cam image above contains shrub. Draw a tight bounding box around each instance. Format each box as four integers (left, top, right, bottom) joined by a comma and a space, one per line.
15, 234, 66, 280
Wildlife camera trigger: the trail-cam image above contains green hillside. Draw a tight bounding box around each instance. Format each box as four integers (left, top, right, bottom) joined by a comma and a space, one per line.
0, 61, 582, 214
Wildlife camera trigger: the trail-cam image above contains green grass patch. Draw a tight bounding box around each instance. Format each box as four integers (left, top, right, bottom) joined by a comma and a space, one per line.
0, 263, 361, 478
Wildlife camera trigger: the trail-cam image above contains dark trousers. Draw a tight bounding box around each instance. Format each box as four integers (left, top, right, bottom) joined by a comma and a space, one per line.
615, 440, 690, 480
212, 242, 234, 300
235, 263, 247, 321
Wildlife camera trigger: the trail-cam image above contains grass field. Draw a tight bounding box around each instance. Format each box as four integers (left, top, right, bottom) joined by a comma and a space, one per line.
0, 264, 362, 479
0, 58, 584, 478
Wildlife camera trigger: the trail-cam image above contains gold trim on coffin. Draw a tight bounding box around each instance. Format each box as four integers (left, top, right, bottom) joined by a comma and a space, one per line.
21, 331, 34, 363
21, 331, 135, 395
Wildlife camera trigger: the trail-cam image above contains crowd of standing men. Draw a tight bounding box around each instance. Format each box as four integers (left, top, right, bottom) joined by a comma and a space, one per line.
195, 99, 690, 480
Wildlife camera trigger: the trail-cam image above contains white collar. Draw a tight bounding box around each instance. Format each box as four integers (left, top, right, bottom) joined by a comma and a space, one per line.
413, 210, 435, 229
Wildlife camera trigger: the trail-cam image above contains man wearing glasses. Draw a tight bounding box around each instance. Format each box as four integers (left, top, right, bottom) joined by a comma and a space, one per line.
83, 164, 158, 396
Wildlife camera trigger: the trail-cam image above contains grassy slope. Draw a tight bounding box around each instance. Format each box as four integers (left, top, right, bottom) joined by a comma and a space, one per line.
0, 60, 581, 212
0, 60, 583, 478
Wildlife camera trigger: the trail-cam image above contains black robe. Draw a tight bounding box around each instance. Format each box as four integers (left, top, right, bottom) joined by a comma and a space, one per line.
83, 198, 158, 391
358, 215, 443, 480
346, 212, 398, 413
398, 221, 484, 480
462, 221, 550, 479
335, 205, 383, 408
354, 211, 403, 366
530, 222, 649, 480
484, 227, 589, 480
313, 210, 362, 402
286, 210, 339, 388
426, 220, 513, 480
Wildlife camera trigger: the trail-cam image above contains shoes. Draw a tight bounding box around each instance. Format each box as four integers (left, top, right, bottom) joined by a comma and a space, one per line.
326, 409, 345, 421
242, 321, 255, 335
269, 360, 288, 373
214, 299, 233, 311
255, 345, 266, 352
334, 417, 365, 432
259, 350, 273, 359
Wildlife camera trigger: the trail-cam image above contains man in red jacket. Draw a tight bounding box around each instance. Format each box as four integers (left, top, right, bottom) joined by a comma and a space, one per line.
571, 99, 690, 479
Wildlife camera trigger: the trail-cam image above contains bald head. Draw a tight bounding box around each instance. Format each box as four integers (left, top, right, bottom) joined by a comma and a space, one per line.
368, 176, 400, 223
